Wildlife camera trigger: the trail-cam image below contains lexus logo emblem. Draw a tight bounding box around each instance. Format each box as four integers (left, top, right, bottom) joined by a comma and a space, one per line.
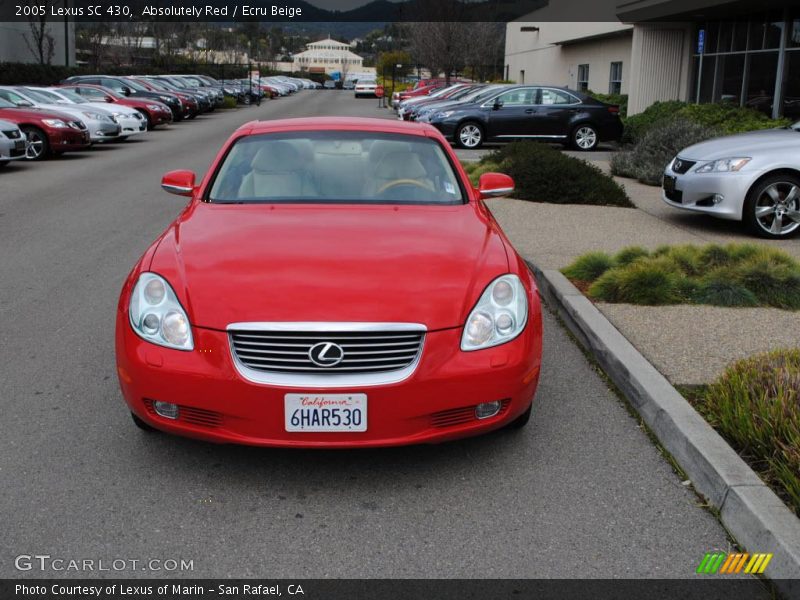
674, 159, 683, 171
308, 342, 345, 367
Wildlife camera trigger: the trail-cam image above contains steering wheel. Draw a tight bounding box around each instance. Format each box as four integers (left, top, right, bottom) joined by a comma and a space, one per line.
377, 179, 435, 195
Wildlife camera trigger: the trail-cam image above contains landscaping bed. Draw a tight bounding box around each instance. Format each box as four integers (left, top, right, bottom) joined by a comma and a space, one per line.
682, 350, 800, 517
562, 243, 800, 309
463, 142, 632, 207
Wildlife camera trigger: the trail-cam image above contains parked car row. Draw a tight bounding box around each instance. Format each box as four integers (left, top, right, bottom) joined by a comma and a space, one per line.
0, 73, 311, 166
393, 81, 624, 151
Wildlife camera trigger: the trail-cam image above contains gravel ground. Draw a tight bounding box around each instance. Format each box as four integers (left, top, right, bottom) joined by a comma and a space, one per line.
597, 303, 800, 385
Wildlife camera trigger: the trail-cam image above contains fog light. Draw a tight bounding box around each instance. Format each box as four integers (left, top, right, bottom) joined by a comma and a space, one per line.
475, 401, 502, 420
713, 194, 724, 204
153, 401, 179, 420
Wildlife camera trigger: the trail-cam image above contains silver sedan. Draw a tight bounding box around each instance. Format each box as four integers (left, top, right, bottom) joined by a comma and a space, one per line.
662, 122, 800, 238
0, 119, 26, 167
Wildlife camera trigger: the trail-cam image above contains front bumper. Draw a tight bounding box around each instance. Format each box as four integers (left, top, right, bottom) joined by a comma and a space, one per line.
116, 313, 542, 448
117, 116, 146, 136
88, 120, 121, 142
0, 136, 27, 161
50, 127, 91, 151
661, 163, 752, 221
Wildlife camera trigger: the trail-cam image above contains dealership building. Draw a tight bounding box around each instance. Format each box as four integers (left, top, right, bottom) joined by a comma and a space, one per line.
505, 0, 799, 117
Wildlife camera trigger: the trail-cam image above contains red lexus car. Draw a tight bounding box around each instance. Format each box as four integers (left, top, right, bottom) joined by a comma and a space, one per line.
60, 84, 173, 129
116, 117, 543, 447
0, 96, 90, 160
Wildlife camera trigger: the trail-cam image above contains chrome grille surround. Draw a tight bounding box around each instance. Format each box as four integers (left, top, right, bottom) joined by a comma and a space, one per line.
228, 322, 426, 388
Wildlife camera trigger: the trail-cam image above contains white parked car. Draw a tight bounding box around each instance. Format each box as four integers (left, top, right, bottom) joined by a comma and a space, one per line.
0, 119, 26, 167
41, 87, 147, 138
663, 122, 800, 238
354, 79, 378, 98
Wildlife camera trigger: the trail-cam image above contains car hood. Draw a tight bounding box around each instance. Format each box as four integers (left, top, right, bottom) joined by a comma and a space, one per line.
31, 103, 96, 120
679, 128, 800, 160
0, 106, 78, 122
149, 202, 509, 332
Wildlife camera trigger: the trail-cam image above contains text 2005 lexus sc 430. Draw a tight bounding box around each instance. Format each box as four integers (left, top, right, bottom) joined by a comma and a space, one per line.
116, 117, 542, 447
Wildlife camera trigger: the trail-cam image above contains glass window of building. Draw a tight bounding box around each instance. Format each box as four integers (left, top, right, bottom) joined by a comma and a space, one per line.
577, 64, 589, 92
609, 62, 623, 95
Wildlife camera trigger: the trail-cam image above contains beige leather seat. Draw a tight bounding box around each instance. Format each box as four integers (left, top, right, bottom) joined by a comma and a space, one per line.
367, 151, 435, 197
238, 141, 317, 199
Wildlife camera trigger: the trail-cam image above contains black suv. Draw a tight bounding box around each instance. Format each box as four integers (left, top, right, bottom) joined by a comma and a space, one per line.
427, 85, 623, 150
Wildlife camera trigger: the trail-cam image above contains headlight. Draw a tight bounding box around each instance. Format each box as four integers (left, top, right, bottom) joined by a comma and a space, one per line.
129, 273, 194, 351
42, 118, 67, 128
461, 274, 528, 351
695, 157, 750, 173
159, 95, 175, 103
433, 110, 456, 120
146, 104, 162, 111
82, 111, 108, 121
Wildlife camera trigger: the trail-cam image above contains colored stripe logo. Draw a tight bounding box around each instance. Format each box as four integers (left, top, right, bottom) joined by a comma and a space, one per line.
696, 552, 773, 574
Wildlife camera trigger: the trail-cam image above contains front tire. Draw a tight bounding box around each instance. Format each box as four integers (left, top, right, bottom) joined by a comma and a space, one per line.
571, 124, 599, 151
505, 404, 532, 430
743, 173, 800, 238
456, 122, 484, 149
21, 126, 49, 160
131, 412, 156, 432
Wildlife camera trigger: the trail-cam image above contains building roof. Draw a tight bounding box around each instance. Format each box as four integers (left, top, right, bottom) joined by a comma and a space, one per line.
307, 37, 351, 49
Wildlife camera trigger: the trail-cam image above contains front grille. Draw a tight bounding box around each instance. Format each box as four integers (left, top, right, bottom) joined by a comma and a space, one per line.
229, 329, 425, 375
2, 129, 21, 139
671, 158, 696, 174
69, 120, 87, 130
132, 112, 144, 120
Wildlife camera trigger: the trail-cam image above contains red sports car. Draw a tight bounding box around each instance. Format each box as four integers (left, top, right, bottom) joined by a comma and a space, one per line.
116, 117, 542, 447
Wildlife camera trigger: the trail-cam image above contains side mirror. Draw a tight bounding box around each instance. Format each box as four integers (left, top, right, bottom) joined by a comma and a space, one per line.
493, 98, 503, 110
477, 172, 514, 199
121, 86, 131, 96
161, 170, 196, 196
105, 96, 113, 102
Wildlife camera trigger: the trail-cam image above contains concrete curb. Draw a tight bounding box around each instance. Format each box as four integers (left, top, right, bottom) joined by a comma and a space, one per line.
530, 263, 800, 596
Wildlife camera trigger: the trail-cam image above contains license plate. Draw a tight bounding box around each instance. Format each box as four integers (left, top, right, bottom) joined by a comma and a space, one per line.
284, 394, 367, 432
663, 175, 676, 193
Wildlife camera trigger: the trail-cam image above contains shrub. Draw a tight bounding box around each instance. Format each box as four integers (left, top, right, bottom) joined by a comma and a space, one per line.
562, 243, 800, 310
610, 118, 720, 185
699, 349, 800, 514
736, 259, 800, 310
561, 252, 615, 282
693, 279, 759, 307
481, 142, 632, 207
613, 246, 649, 266
587, 268, 625, 302
220, 95, 238, 109
621, 100, 687, 144
587, 90, 628, 118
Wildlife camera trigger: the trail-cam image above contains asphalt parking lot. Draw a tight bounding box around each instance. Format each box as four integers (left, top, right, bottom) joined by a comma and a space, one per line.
0, 90, 746, 579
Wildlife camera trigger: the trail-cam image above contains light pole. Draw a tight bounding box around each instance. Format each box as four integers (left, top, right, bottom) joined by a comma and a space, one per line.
392, 63, 402, 101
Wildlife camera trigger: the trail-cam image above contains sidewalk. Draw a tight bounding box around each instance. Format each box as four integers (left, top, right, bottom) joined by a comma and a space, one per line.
486, 168, 800, 385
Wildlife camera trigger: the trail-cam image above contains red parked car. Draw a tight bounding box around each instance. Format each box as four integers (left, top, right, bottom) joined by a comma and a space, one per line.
391, 83, 447, 109
126, 77, 199, 119
0, 96, 90, 160
60, 84, 172, 130
116, 117, 542, 447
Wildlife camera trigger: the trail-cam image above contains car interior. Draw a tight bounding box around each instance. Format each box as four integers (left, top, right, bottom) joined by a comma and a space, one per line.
210, 134, 464, 204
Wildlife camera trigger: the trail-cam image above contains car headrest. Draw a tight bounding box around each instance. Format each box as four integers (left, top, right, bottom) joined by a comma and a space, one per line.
368, 140, 411, 165
250, 141, 305, 173
374, 151, 428, 180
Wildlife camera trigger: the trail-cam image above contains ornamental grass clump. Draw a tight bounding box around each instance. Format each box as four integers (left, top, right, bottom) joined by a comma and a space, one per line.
561, 251, 614, 282
562, 243, 800, 310
699, 349, 800, 514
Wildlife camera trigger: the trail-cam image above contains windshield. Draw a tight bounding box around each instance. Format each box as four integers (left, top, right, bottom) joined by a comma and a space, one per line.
117, 79, 145, 92
25, 88, 65, 103
208, 132, 464, 205
0, 97, 16, 108
143, 78, 170, 91
48, 88, 86, 103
